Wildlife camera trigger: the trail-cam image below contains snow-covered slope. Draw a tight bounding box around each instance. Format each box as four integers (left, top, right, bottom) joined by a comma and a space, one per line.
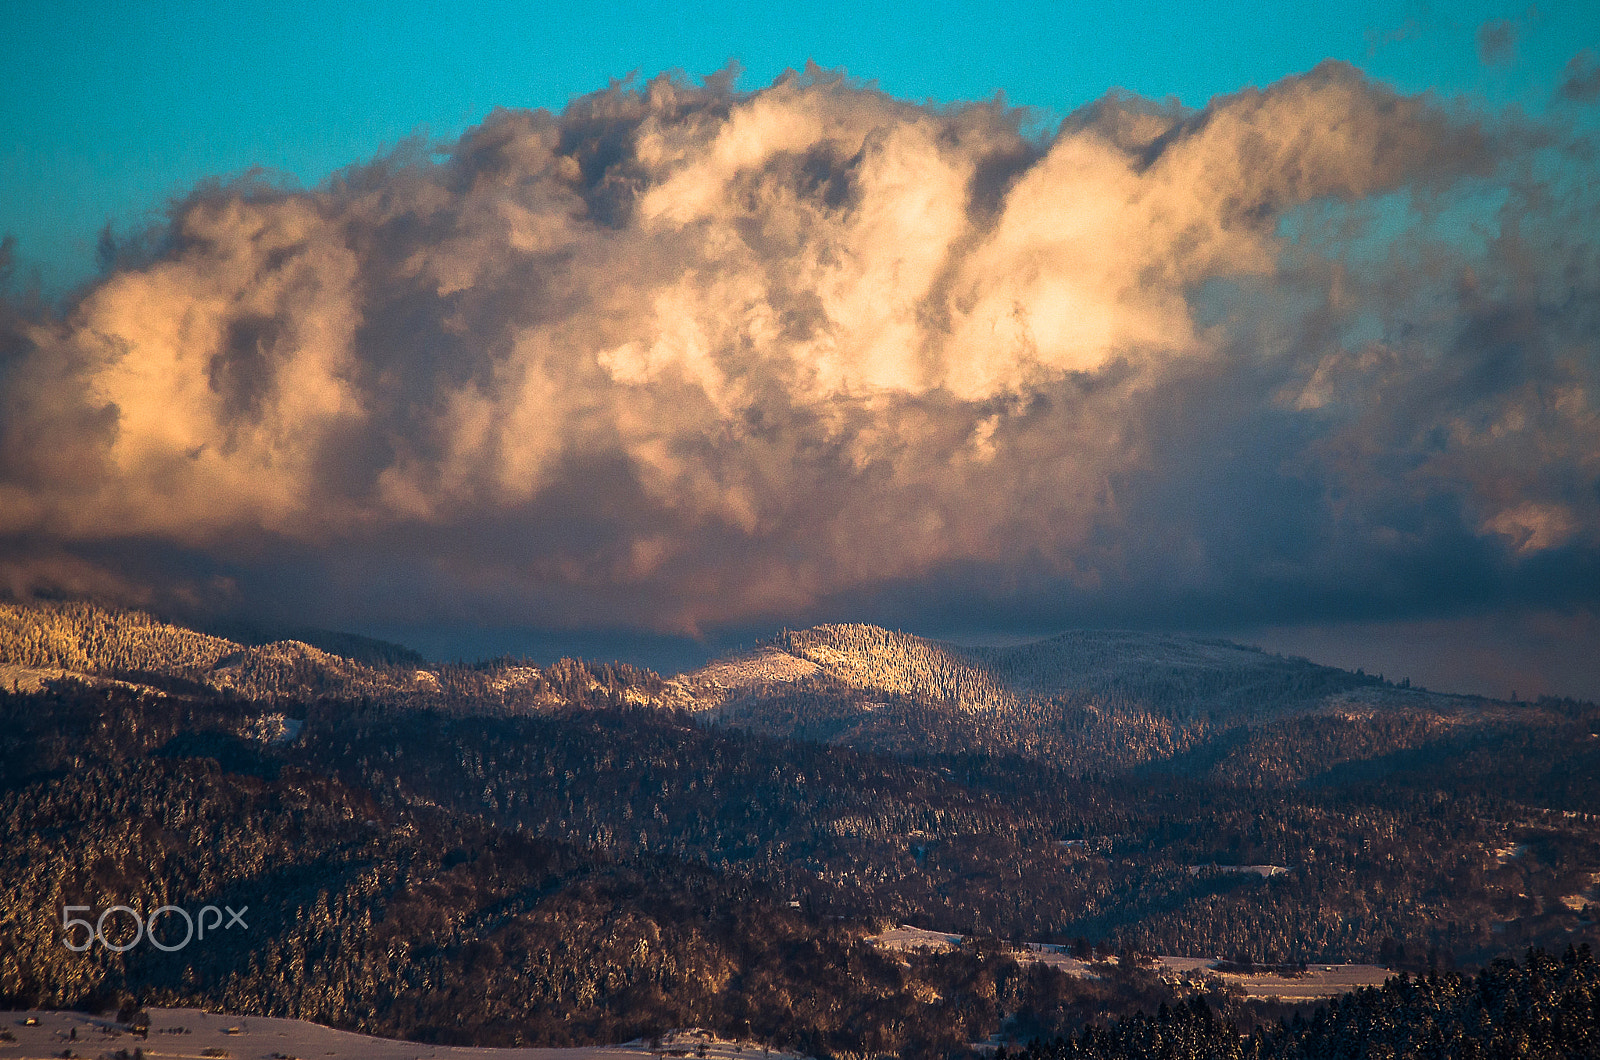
0, 1008, 809, 1060
675, 623, 1484, 771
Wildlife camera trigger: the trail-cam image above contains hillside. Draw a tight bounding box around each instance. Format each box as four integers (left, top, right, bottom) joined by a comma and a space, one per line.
674, 624, 1487, 776
0, 600, 662, 712
959, 630, 1368, 716
0, 678, 1260, 1056
683, 623, 1430, 719
2, 601, 1599, 1055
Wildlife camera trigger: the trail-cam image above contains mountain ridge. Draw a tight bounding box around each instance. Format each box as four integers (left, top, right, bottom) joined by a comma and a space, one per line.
2, 599, 1528, 779
0, 600, 667, 712
665, 621, 1507, 774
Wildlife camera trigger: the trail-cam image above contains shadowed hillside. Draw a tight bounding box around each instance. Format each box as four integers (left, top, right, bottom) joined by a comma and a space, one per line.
676, 624, 1486, 776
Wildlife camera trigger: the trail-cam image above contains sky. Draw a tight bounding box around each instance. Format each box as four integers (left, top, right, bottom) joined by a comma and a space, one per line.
2, 1, 1598, 696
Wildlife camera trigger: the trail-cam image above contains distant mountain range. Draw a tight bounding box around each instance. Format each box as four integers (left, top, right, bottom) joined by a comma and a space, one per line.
3, 600, 1500, 774
0, 599, 1548, 780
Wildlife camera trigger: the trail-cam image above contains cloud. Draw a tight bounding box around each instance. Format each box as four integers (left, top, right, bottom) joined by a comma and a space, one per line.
0, 61, 1595, 644
1476, 18, 1520, 67
1558, 49, 1600, 103
1364, 17, 1421, 59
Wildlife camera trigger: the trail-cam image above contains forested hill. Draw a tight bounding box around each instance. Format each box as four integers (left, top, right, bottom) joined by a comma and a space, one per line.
2, 599, 1600, 1055
4, 600, 1573, 784
675, 623, 1499, 773
0, 600, 660, 710
686, 623, 1415, 718
960, 630, 1370, 716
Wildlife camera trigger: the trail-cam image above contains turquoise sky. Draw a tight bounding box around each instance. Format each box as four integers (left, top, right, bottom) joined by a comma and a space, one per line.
3, 0, 1594, 296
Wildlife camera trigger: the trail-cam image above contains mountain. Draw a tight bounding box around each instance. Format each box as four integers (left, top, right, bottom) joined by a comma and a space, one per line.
1, 602, 1480, 774
0, 599, 661, 711
680, 622, 1454, 720
670, 623, 1492, 779
2, 600, 1598, 1056
0, 599, 410, 698
0, 647, 1228, 1056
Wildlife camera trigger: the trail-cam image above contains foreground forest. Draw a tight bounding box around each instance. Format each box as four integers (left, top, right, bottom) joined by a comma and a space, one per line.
2, 600, 1598, 1057
0, 680, 1237, 1056
1006, 946, 1600, 1059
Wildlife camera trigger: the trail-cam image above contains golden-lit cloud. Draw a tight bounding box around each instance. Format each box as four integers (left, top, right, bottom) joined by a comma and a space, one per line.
0, 62, 1594, 637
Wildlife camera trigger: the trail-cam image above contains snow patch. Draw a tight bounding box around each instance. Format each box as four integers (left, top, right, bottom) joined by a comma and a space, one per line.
0, 1009, 812, 1060
1186, 864, 1288, 877
238, 713, 304, 745
865, 926, 1392, 1001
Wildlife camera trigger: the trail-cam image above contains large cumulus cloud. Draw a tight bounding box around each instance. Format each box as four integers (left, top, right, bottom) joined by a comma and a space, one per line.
1, 62, 1595, 641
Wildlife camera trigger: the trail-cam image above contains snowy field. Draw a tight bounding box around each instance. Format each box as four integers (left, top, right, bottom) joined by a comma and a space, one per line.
867, 925, 1393, 1000
0, 1009, 807, 1060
